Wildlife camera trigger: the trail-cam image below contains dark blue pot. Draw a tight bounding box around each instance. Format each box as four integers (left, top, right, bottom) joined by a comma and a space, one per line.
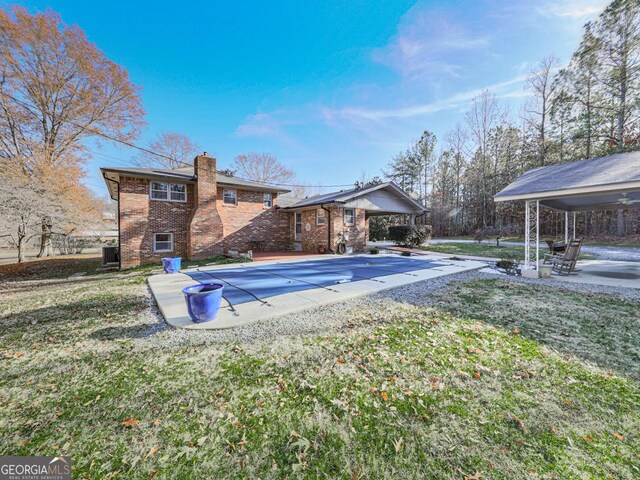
162, 257, 182, 273
182, 283, 224, 323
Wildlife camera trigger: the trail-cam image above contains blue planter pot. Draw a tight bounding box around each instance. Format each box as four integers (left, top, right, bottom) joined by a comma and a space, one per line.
182, 283, 224, 323
162, 257, 182, 273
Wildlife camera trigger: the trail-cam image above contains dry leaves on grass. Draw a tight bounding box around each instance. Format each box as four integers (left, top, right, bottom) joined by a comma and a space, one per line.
121, 418, 140, 427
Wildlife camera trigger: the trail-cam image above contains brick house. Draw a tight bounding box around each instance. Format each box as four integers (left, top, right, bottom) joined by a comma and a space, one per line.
101, 154, 427, 268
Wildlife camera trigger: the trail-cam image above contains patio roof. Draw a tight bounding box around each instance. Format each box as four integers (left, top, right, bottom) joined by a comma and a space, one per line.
494, 151, 640, 211
279, 182, 427, 215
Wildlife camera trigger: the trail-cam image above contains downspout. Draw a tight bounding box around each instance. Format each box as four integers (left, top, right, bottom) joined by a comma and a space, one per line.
103, 174, 121, 270
321, 204, 334, 253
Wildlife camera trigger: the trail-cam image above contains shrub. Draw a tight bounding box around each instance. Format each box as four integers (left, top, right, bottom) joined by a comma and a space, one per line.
368, 217, 389, 241
388, 225, 432, 246
401, 251, 411, 257
370, 247, 379, 255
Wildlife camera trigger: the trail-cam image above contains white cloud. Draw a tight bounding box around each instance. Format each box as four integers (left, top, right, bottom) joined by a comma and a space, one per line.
323, 75, 527, 123
371, 7, 490, 80
536, 0, 607, 19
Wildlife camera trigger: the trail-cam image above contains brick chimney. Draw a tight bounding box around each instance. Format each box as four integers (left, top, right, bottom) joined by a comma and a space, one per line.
188, 153, 224, 260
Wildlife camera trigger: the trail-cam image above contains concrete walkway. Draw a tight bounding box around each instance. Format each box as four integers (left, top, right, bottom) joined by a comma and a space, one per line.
148, 253, 486, 330
552, 260, 640, 289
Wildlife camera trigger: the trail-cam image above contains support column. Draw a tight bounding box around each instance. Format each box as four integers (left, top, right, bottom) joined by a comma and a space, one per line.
564, 212, 569, 244
572, 213, 577, 240
524, 200, 540, 271
524, 201, 530, 270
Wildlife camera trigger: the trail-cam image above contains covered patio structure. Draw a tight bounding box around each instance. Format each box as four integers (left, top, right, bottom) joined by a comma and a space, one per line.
495, 151, 640, 280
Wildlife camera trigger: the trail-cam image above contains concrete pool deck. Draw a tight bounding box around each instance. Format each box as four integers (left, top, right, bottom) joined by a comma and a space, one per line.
148, 254, 486, 330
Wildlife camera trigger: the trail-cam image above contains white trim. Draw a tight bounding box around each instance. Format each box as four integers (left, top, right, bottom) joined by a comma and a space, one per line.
316, 208, 326, 226
495, 181, 640, 203
222, 188, 237, 206
153, 233, 174, 253
149, 181, 187, 203
344, 208, 355, 226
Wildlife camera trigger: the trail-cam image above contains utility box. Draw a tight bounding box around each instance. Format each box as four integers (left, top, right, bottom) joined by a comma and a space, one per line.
102, 245, 120, 266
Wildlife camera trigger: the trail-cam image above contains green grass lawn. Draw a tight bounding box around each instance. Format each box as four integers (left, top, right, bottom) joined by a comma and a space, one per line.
420, 242, 594, 261
1, 259, 639, 479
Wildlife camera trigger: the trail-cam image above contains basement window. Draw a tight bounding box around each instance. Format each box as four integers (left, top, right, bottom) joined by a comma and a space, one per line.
263, 192, 273, 208
316, 209, 326, 225
150, 182, 187, 202
153, 233, 173, 253
223, 189, 237, 205
344, 208, 355, 226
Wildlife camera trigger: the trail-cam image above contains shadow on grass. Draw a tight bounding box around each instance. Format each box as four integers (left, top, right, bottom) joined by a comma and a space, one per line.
88, 323, 164, 340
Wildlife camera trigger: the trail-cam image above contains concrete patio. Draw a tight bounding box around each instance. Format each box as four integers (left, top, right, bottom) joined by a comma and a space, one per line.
551, 260, 640, 289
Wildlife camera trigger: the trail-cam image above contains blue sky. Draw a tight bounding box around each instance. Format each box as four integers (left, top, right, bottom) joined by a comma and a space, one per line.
6, 0, 608, 196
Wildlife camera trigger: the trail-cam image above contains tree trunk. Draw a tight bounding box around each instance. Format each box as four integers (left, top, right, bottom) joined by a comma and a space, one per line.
17, 225, 26, 263
36, 218, 53, 258
616, 210, 626, 237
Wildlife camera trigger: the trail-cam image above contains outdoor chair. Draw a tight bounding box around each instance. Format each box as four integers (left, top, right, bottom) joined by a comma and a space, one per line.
544, 240, 567, 255
544, 238, 583, 275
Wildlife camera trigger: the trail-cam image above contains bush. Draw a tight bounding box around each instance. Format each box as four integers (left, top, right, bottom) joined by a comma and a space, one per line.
401, 251, 411, 257
368, 217, 389, 241
388, 225, 432, 247
370, 247, 379, 255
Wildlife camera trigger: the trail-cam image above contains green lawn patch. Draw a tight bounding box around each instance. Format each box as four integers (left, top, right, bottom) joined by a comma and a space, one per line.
0, 260, 638, 479
420, 242, 594, 261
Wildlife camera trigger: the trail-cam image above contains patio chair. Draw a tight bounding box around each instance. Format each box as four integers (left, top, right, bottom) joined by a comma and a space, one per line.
544, 240, 567, 255
546, 238, 583, 275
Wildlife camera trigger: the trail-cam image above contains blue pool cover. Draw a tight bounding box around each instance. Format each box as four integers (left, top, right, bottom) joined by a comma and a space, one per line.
185, 256, 441, 307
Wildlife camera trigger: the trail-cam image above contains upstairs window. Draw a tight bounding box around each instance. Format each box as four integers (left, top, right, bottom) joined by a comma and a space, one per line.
316, 209, 326, 225
344, 208, 355, 226
150, 182, 187, 202
223, 189, 237, 205
263, 193, 273, 208
153, 233, 173, 253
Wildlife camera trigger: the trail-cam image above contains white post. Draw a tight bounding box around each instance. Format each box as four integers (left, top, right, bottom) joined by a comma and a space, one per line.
535, 201, 540, 270
564, 211, 569, 244
524, 201, 530, 270
573, 212, 577, 240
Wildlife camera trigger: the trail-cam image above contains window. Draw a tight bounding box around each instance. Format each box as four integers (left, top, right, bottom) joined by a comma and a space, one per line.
223, 189, 237, 205
150, 182, 168, 200
316, 209, 326, 225
344, 208, 355, 225
170, 183, 186, 202
153, 233, 173, 253
150, 182, 187, 202
263, 192, 273, 208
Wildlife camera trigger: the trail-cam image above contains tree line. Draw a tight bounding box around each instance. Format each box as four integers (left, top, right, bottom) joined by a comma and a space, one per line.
385, 0, 640, 239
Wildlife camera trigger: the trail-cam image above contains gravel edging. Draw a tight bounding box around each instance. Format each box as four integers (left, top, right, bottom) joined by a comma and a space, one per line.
132, 268, 640, 350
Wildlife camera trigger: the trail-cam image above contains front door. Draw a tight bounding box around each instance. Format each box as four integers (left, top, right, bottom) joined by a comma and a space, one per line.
295, 212, 302, 241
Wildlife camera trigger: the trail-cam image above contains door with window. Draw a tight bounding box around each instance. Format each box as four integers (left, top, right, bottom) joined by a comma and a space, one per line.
295, 212, 302, 241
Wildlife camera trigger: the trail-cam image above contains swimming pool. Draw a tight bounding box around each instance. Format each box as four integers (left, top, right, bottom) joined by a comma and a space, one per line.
186, 255, 441, 307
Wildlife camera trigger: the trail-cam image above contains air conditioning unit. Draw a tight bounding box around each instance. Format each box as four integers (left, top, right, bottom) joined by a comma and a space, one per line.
102, 245, 120, 266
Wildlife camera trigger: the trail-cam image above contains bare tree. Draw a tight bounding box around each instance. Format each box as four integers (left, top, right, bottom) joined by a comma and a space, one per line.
231, 153, 295, 185
0, 178, 61, 262
525, 55, 562, 166
133, 132, 200, 169
466, 90, 503, 227
0, 6, 145, 255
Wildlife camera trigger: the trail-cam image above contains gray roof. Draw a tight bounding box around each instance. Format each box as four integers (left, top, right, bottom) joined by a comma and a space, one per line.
276, 194, 305, 208
100, 165, 290, 194
495, 151, 640, 201
280, 182, 427, 212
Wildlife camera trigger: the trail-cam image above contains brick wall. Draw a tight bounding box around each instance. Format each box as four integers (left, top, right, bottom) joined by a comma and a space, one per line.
117, 157, 292, 267
119, 176, 196, 268
217, 188, 291, 252
297, 206, 366, 253
188, 155, 224, 260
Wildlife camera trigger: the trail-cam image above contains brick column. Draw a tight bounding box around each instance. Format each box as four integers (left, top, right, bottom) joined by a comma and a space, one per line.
188, 154, 224, 260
